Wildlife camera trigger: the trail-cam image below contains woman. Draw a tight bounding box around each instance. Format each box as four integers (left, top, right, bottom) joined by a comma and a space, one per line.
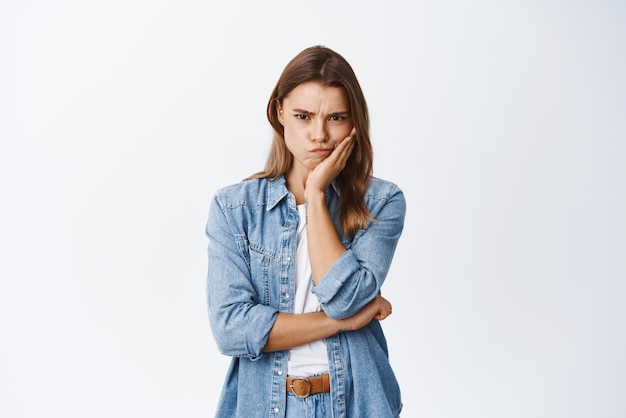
206, 45, 406, 417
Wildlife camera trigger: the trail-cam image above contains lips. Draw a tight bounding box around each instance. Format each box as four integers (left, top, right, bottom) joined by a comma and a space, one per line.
312, 148, 332, 157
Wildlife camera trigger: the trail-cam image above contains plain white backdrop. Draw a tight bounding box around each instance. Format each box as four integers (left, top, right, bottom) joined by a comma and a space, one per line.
1, 1, 624, 417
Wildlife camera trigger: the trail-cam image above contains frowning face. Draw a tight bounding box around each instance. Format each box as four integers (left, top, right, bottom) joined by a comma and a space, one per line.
278, 81, 354, 178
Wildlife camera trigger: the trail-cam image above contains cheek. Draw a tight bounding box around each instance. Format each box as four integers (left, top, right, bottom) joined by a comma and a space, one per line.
283, 121, 312, 143
330, 124, 353, 140
282, 124, 299, 142
282, 127, 300, 152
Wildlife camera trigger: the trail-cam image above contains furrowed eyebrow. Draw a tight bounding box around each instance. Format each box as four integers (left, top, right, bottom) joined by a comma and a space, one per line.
290, 108, 350, 116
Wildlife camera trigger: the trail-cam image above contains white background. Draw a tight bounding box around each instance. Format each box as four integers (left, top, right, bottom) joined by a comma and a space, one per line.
1, 1, 624, 417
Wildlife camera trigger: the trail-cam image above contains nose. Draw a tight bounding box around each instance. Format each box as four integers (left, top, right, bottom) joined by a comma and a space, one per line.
310, 119, 328, 143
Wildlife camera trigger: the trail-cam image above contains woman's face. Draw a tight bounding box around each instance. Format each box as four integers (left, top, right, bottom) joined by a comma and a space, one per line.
278, 81, 353, 176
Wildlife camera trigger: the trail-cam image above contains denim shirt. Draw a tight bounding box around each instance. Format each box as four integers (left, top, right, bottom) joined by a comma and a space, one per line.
206, 175, 406, 418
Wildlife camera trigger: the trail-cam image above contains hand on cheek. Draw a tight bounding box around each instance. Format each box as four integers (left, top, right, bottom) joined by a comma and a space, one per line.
306, 128, 356, 193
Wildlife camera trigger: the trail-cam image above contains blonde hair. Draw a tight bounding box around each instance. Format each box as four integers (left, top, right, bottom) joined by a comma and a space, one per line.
247, 46, 373, 238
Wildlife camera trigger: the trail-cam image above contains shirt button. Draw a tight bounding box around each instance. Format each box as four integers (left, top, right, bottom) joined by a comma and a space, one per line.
284, 293, 290, 299
286, 256, 291, 262
274, 407, 279, 413
278, 370, 283, 375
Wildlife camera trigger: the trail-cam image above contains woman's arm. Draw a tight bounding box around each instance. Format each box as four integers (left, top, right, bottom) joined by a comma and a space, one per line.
304, 132, 406, 320
311, 187, 405, 320
206, 193, 279, 358
303, 187, 347, 283
263, 294, 392, 352
304, 131, 355, 283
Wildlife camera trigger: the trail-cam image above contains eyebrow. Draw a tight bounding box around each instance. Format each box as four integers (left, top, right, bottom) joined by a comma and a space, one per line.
291, 108, 350, 116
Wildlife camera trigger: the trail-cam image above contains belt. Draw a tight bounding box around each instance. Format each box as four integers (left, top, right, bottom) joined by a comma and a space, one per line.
286, 374, 330, 398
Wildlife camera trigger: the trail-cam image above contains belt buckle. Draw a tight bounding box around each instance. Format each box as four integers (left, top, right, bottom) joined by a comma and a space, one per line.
290, 377, 312, 398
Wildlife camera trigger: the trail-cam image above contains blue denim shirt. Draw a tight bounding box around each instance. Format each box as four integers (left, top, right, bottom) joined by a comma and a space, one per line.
206, 175, 405, 418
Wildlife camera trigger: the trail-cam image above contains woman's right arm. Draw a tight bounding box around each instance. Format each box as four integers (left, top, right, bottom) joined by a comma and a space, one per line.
263, 295, 392, 352
206, 194, 279, 358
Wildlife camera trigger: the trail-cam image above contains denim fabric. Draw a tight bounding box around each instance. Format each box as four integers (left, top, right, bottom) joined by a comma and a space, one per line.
206, 175, 405, 418
286, 392, 332, 418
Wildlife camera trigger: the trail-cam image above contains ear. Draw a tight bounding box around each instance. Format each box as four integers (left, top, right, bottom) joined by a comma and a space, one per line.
276, 102, 284, 125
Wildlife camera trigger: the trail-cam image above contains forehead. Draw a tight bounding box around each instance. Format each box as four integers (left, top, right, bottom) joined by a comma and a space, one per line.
283, 81, 348, 110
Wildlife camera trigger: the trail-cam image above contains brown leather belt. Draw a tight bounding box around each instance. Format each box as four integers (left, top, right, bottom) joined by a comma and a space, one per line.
286, 374, 330, 398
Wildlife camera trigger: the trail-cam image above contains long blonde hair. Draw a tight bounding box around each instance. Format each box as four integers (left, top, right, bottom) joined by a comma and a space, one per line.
248, 46, 373, 238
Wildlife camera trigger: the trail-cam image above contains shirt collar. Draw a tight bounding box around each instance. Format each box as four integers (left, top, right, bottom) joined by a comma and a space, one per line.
266, 176, 290, 211
265, 175, 341, 211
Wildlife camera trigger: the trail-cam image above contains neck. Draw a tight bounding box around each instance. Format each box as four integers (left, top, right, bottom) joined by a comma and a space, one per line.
285, 167, 308, 205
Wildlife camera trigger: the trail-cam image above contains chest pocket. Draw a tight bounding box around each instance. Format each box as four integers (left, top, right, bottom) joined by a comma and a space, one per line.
235, 234, 277, 306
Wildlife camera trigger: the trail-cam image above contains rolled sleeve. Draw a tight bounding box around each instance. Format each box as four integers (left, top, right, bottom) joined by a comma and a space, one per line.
312, 184, 406, 319
206, 194, 278, 358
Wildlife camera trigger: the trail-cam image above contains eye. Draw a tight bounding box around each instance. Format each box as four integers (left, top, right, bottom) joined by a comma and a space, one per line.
295, 114, 310, 120
329, 115, 346, 122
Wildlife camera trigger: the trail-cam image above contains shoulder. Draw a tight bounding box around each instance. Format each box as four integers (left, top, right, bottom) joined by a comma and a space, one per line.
362, 177, 406, 220
366, 177, 404, 200
213, 178, 268, 207
212, 176, 289, 212
215, 177, 268, 197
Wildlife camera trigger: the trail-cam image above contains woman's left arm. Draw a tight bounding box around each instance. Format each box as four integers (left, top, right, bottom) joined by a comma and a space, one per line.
305, 133, 406, 320
307, 181, 406, 320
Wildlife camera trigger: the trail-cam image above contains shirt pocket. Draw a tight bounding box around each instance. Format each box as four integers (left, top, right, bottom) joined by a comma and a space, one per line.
248, 243, 278, 306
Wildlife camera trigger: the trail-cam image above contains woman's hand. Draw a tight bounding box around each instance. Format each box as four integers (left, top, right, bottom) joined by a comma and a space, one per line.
305, 128, 356, 194
340, 295, 393, 332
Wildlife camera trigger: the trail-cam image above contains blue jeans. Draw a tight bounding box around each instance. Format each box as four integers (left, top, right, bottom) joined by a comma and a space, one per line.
286, 392, 332, 418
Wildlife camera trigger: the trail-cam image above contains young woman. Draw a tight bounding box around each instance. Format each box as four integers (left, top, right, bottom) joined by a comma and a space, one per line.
206, 45, 406, 418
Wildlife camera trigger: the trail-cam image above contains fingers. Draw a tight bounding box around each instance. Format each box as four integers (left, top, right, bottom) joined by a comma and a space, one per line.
334, 128, 356, 156
373, 295, 393, 321
344, 294, 394, 331
349, 127, 357, 140
327, 128, 356, 170
306, 129, 356, 191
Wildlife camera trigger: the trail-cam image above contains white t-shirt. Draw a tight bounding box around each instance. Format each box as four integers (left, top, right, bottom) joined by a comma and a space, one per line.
287, 204, 330, 376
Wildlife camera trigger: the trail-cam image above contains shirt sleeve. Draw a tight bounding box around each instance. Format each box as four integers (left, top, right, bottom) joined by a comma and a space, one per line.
205, 193, 278, 358
311, 183, 406, 320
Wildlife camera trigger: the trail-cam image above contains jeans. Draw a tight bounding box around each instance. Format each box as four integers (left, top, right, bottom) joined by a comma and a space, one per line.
286, 392, 332, 418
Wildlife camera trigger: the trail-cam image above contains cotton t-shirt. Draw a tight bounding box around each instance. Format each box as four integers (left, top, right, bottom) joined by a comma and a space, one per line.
286, 204, 330, 376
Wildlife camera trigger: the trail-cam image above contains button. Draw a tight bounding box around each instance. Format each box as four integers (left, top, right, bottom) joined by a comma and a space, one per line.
278, 370, 283, 375
274, 407, 279, 413
286, 256, 291, 262
284, 293, 290, 298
